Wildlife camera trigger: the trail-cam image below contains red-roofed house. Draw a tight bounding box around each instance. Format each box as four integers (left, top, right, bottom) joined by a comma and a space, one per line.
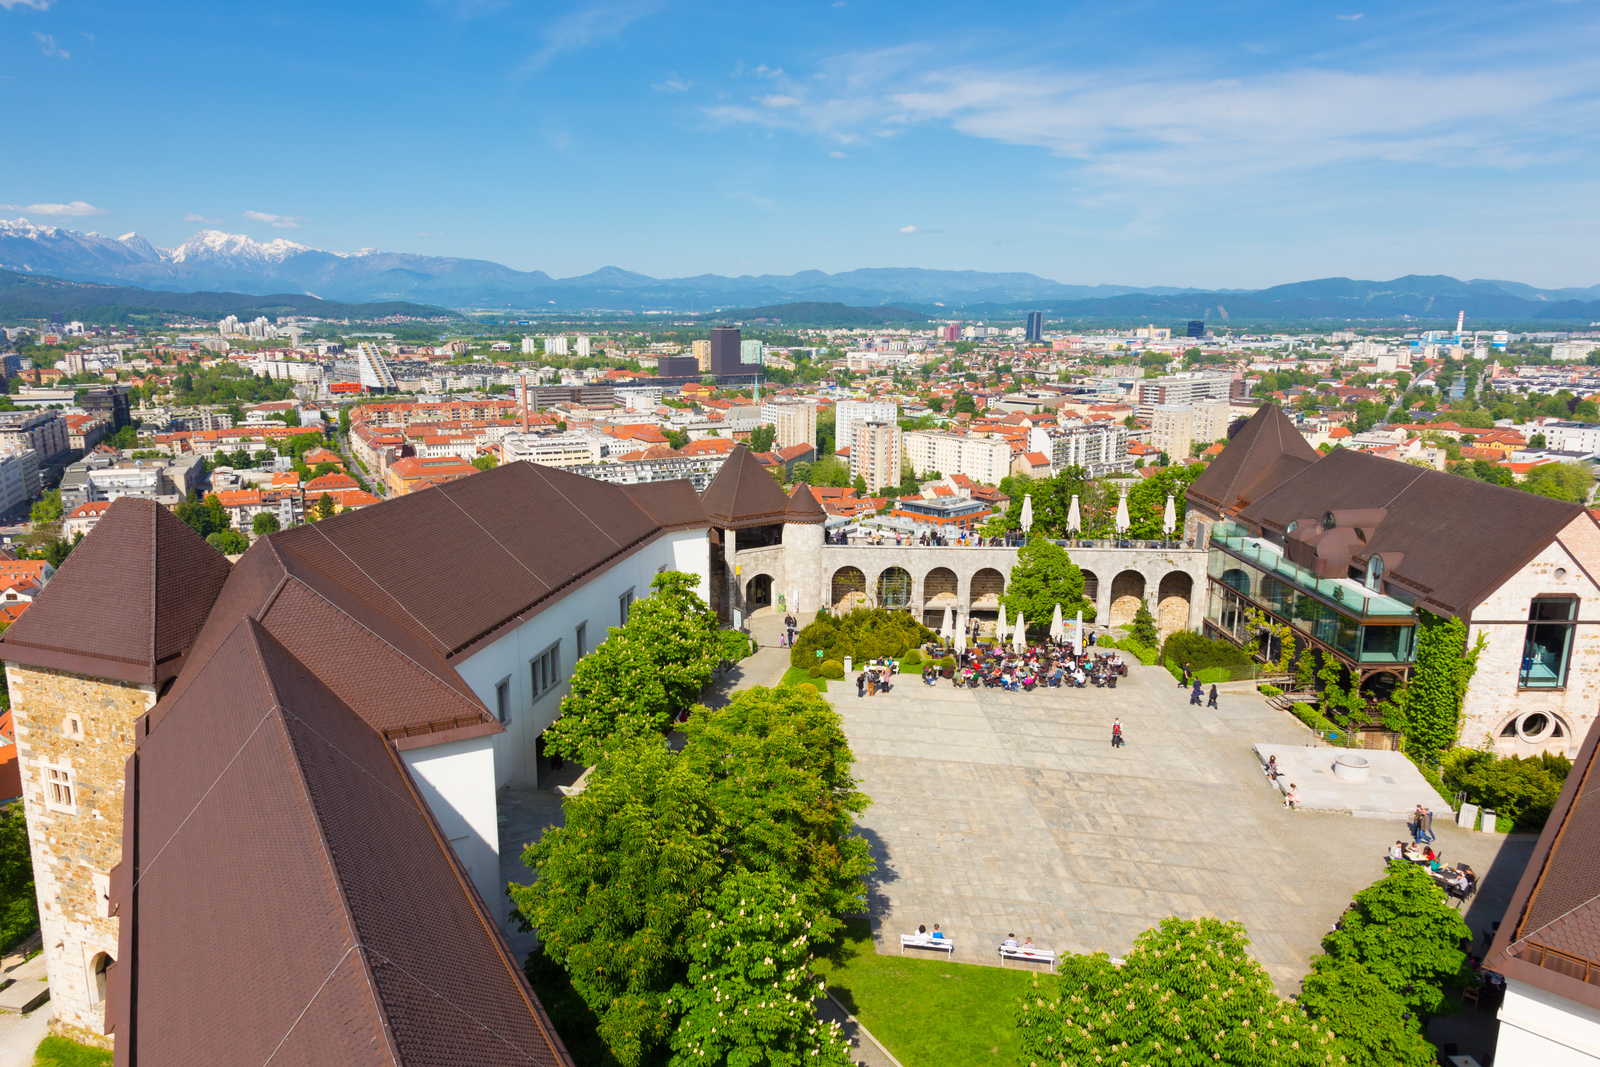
306, 472, 360, 494
63, 501, 114, 540
1012, 451, 1052, 478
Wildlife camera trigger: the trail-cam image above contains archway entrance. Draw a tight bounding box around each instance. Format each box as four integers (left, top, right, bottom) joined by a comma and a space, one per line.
745, 573, 773, 609
877, 567, 912, 610
832, 566, 868, 611
1109, 570, 1146, 627
1157, 572, 1193, 637
923, 566, 958, 626
971, 568, 1005, 608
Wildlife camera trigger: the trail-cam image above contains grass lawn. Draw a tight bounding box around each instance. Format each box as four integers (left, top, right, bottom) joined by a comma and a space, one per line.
34, 1037, 112, 1067
778, 665, 829, 691
812, 917, 1039, 1067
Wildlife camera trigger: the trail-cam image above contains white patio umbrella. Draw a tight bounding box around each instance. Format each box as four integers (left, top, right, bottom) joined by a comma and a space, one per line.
941, 605, 954, 644
1049, 602, 1065, 643
1012, 612, 1027, 651
1066, 494, 1081, 536
998, 602, 1008, 640
1162, 494, 1176, 538
1020, 493, 1034, 533
956, 620, 967, 654
1114, 488, 1130, 536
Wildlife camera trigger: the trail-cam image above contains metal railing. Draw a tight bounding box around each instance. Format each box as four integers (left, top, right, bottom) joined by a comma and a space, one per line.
821, 535, 1198, 550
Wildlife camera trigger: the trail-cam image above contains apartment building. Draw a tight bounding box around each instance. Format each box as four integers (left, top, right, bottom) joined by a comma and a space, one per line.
852, 420, 902, 493
759, 399, 818, 449
1032, 422, 1132, 476
835, 401, 898, 459
0, 411, 68, 464
384, 454, 481, 495
0, 449, 38, 515
693, 339, 712, 371
903, 430, 1011, 485
1135, 373, 1233, 416
499, 431, 607, 468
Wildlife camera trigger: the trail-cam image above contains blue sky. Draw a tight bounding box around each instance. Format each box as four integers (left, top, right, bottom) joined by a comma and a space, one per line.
2, 0, 1598, 288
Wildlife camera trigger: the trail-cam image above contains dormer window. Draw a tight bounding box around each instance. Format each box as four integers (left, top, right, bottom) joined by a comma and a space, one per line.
1365, 555, 1384, 591
1323, 512, 1336, 530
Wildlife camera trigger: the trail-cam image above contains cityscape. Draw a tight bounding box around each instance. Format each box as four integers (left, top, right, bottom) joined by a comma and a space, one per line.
3, 2, 1600, 1067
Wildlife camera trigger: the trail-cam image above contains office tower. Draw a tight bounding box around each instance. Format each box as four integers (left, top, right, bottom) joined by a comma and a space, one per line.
709, 327, 742, 377
1187, 321, 1205, 338
356, 342, 399, 393
520, 336, 538, 354
692, 340, 712, 371
1026, 311, 1043, 343
741, 339, 764, 365
940, 324, 960, 342
657, 355, 698, 377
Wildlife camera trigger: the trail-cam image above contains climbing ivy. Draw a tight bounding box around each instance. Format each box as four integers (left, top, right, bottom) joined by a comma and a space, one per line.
1392, 611, 1487, 758
1243, 606, 1296, 674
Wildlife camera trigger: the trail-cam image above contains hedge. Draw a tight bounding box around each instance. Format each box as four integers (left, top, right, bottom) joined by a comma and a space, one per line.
901, 649, 922, 667
1104, 637, 1158, 666
790, 609, 935, 669
1160, 630, 1251, 672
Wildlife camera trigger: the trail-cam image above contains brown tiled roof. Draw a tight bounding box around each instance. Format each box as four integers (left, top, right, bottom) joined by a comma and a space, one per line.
274, 460, 700, 659
784, 483, 827, 525
1486, 715, 1600, 1011
1186, 404, 1320, 515
699, 444, 792, 528
0, 498, 231, 684
1233, 447, 1584, 617
112, 619, 571, 1066
620, 480, 714, 533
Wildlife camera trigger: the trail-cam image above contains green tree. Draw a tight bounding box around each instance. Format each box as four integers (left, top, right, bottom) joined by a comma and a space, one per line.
851, 474, 868, 494
1318, 862, 1470, 1018
0, 803, 38, 950
1128, 602, 1159, 648
665, 429, 690, 451
174, 493, 229, 539
748, 424, 776, 453
29, 489, 62, 526
1002, 532, 1095, 627
315, 492, 336, 521
514, 739, 724, 1067
251, 511, 281, 537
1015, 917, 1333, 1067
206, 529, 250, 554
1297, 957, 1435, 1067
952, 392, 977, 415
669, 869, 851, 1067
1521, 462, 1592, 503
339, 405, 351, 434
472, 453, 499, 471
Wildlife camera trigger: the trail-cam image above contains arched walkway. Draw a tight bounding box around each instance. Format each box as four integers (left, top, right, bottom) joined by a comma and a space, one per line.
744, 573, 773, 609
924, 567, 958, 603
1081, 569, 1099, 602
877, 566, 913, 610
971, 567, 1005, 608
1157, 571, 1193, 637
832, 566, 867, 609
1109, 570, 1146, 627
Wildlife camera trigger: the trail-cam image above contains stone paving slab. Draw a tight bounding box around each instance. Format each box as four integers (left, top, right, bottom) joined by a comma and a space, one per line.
837, 662, 1535, 992
1251, 743, 1453, 817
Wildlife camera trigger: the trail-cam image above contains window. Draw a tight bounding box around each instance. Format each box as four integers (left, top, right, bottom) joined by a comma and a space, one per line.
620, 588, 635, 626
531, 642, 560, 701
575, 622, 587, 660
1522, 596, 1579, 689
495, 678, 510, 723
44, 763, 75, 814
1365, 554, 1383, 592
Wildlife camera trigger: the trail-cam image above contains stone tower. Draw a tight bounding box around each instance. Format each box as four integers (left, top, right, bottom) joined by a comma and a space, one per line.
0, 499, 230, 1045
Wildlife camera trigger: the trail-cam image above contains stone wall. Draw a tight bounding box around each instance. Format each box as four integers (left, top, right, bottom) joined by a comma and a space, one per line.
1462, 513, 1600, 757
6, 662, 155, 1044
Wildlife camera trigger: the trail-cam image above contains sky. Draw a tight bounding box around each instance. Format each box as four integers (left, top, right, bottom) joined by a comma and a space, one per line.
2, 0, 1599, 288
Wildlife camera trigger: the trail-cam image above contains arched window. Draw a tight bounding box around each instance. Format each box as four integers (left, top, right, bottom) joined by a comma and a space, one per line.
90, 951, 112, 1006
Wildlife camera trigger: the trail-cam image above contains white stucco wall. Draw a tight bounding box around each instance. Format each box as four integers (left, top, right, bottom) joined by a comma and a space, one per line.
401, 734, 504, 926
453, 527, 711, 790
1498, 979, 1600, 1064
1464, 513, 1600, 756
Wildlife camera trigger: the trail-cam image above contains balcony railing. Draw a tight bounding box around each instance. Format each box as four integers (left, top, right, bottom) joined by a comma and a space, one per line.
1210, 522, 1415, 619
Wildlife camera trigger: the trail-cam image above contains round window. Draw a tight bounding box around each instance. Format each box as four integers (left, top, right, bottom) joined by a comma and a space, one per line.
1520, 713, 1552, 741
1555, 567, 1568, 581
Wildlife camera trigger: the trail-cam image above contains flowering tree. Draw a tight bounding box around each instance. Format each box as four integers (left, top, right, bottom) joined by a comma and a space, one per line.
668, 869, 851, 1067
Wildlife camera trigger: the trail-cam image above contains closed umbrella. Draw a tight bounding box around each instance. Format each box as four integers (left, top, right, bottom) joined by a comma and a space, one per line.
1066, 494, 1081, 536
956, 619, 967, 654
1020, 494, 1034, 534
1115, 488, 1130, 536
1162, 494, 1176, 539
1074, 610, 1083, 656
792, 586, 801, 614
1050, 602, 1065, 643
1013, 612, 1027, 651
941, 605, 954, 645
998, 602, 1008, 641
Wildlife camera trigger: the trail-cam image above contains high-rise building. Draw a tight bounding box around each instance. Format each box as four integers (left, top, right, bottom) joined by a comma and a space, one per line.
1135, 373, 1232, 415
852, 420, 902, 493
520, 336, 538, 355
356, 342, 399, 394
741, 339, 764, 365
1150, 404, 1195, 460
692, 340, 712, 371
709, 327, 742, 377
1186, 321, 1205, 339
1033, 423, 1131, 476
1026, 312, 1043, 343
835, 401, 898, 459
759, 399, 817, 449
940, 324, 960, 342
575, 336, 591, 358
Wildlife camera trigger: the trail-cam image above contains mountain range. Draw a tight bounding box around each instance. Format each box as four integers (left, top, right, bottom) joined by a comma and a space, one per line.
4, 217, 1600, 323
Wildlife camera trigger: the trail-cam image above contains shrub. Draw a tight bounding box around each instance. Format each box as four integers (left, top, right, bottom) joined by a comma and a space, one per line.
1107, 637, 1157, 666
1259, 683, 1283, 697
790, 608, 935, 669
807, 665, 823, 678
820, 659, 845, 680
1161, 630, 1251, 671
719, 629, 754, 662
1127, 602, 1159, 648
900, 649, 921, 667
1291, 701, 1331, 734
1458, 754, 1564, 831
796, 683, 818, 698
940, 655, 957, 670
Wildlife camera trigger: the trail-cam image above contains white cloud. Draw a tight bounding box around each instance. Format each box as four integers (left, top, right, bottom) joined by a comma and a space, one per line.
183, 212, 221, 224
899, 225, 918, 233
243, 210, 304, 229
521, 0, 661, 73
1, 200, 107, 216
829, 150, 849, 158
1336, 13, 1364, 20
32, 32, 67, 58
652, 73, 691, 92
760, 94, 802, 108
0, 0, 53, 9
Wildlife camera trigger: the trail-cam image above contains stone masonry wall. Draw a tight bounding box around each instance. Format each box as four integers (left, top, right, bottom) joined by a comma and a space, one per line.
7, 662, 156, 1044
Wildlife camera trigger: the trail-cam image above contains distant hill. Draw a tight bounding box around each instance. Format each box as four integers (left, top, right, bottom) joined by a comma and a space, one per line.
0, 269, 460, 325
714, 302, 932, 326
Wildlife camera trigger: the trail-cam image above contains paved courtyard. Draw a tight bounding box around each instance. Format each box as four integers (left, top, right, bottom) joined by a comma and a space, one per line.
838, 659, 1535, 991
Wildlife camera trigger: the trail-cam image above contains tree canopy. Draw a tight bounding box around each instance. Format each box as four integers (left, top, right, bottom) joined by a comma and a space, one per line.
1003, 533, 1095, 627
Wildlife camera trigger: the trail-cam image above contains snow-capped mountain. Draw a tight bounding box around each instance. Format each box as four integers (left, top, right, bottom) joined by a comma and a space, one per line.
166, 229, 312, 265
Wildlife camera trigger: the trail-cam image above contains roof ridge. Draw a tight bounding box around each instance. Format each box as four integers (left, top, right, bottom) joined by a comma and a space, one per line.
306, 521, 452, 651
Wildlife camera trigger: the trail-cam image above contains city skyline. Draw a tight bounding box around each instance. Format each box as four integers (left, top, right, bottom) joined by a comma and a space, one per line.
2, 0, 1597, 288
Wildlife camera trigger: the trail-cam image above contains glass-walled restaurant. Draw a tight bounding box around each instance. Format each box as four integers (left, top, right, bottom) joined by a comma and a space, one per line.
1206, 521, 1418, 666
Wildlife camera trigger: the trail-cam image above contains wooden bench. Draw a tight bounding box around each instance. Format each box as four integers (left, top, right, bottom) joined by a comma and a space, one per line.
999, 946, 1057, 971
900, 935, 955, 958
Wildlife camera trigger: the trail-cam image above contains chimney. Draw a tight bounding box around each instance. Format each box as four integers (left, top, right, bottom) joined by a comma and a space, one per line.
520, 374, 528, 432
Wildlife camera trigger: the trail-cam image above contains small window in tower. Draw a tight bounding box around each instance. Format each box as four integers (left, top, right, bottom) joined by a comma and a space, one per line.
68, 716, 81, 737
44, 763, 76, 814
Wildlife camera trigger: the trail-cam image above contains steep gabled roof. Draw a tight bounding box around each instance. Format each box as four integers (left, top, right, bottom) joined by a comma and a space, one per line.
784, 483, 827, 525
1186, 404, 1320, 515
699, 444, 793, 528
113, 619, 570, 1066
1486, 715, 1600, 1013
0, 498, 231, 684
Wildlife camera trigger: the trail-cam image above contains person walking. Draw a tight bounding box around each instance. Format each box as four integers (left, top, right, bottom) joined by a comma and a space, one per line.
1190, 680, 1203, 706
1420, 805, 1435, 844
1111, 718, 1124, 748
1180, 661, 1191, 687
1207, 684, 1219, 709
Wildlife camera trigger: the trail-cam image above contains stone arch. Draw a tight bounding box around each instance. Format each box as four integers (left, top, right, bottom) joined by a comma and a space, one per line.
1157, 571, 1193, 638
970, 568, 1005, 608
1108, 570, 1146, 627
744, 573, 773, 610
90, 950, 112, 1006
1358, 669, 1403, 706
1080, 569, 1099, 602
877, 566, 913, 610
832, 566, 868, 610
924, 567, 959, 604
1497, 709, 1571, 751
